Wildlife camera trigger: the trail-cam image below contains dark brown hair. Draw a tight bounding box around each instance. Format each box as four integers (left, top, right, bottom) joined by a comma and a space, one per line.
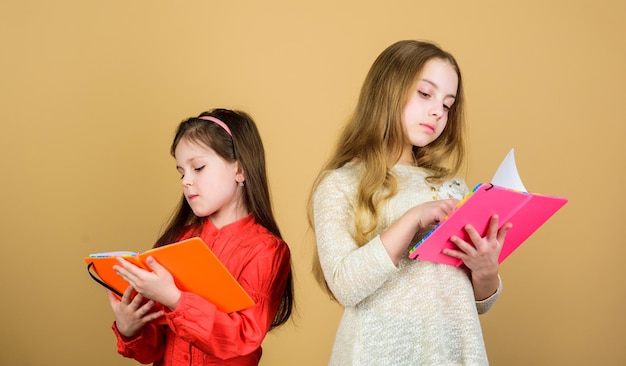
155, 108, 293, 329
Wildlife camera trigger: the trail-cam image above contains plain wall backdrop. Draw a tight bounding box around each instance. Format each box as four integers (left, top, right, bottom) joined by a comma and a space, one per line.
1, 1, 624, 365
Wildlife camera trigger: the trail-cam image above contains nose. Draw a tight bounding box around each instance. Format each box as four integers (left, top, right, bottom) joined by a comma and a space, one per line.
181, 175, 193, 187
429, 104, 444, 118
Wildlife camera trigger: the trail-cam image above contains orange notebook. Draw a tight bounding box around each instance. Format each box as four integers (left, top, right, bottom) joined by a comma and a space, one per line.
85, 237, 255, 317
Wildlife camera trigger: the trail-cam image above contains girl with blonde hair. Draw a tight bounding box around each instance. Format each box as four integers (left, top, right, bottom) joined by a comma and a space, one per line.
309, 40, 511, 365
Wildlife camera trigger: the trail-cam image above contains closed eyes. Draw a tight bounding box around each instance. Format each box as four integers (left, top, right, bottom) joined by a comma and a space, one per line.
418, 90, 452, 111
178, 165, 205, 179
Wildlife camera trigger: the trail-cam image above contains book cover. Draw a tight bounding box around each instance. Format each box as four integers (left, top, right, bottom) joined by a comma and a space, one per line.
408, 149, 568, 266
85, 237, 255, 317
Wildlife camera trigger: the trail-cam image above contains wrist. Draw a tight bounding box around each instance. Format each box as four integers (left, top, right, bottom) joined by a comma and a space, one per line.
411, 207, 427, 230
472, 269, 499, 283
473, 273, 501, 301
114, 321, 140, 340
164, 289, 182, 310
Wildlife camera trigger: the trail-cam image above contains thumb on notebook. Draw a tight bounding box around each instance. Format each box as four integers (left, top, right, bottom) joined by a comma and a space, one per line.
145, 256, 164, 273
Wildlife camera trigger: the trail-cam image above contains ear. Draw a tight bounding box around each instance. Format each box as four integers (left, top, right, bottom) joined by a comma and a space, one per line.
234, 161, 246, 185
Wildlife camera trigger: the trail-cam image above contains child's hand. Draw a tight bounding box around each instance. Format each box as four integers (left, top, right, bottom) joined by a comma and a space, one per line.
381, 198, 459, 265
107, 287, 163, 338
114, 256, 182, 310
444, 215, 512, 282
415, 198, 459, 229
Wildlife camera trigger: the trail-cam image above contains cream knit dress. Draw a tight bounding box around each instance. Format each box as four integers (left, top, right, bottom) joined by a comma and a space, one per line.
313, 162, 501, 366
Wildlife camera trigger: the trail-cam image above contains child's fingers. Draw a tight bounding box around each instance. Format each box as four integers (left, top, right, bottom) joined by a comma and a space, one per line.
137, 300, 159, 319
487, 215, 499, 239
129, 291, 144, 308
448, 233, 478, 258
497, 222, 513, 244
119, 286, 136, 305
107, 290, 120, 306
145, 256, 166, 276
440, 199, 459, 216
115, 256, 133, 269
462, 224, 482, 246
115, 256, 143, 277
142, 308, 164, 323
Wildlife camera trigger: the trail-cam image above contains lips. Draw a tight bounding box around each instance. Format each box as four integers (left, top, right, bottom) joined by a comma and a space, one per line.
420, 123, 436, 134
187, 194, 199, 201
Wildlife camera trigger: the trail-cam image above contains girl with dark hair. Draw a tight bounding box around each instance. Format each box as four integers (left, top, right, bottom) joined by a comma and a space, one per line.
108, 108, 293, 365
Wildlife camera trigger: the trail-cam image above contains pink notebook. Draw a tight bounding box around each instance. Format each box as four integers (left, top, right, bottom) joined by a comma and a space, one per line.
408, 149, 568, 266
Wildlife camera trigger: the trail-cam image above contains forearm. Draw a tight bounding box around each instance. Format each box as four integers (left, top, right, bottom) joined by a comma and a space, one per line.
380, 207, 422, 265
314, 176, 400, 306
321, 235, 398, 306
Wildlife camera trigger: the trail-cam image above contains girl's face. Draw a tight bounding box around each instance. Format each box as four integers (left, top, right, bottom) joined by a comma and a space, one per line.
400, 58, 459, 164
174, 138, 247, 228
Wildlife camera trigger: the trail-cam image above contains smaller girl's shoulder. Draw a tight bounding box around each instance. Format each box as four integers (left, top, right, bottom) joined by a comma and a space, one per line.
245, 222, 290, 255
248, 221, 281, 242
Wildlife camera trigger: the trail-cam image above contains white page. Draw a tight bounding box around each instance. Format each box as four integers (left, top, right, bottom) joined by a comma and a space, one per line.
490, 148, 527, 192
88, 251, 137, 258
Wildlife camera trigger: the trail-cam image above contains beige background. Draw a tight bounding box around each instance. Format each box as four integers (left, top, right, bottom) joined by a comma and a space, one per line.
1, 1, 624, 365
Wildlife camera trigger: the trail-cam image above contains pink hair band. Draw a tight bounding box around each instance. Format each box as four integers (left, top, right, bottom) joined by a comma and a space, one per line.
199, 115, 232, 136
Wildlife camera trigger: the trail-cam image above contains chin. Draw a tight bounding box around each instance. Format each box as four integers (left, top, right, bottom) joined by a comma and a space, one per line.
415, 136, 442, 147
191, 208, 211, 218
413, 141, 433, 148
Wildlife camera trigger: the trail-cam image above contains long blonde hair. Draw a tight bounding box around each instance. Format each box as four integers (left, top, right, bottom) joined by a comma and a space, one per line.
308, 40, 467, 297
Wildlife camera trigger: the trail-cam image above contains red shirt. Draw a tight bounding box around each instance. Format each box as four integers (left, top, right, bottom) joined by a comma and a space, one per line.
112, 215, 291, 365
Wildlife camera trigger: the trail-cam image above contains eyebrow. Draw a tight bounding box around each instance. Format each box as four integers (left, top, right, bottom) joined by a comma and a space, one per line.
420, 78, 457, 100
